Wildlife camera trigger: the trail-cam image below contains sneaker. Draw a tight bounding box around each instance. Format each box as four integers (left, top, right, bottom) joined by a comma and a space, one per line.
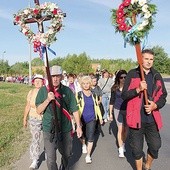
82, 144, 87, 154
104, 119, 108, 123
118, 147, 125, 158
85, 155, 92, 164
29, 160, 38, 169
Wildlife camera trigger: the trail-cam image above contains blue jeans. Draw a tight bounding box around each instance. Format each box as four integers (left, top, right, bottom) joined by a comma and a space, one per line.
43, 131, 72, 170
102, 93, 110, 120
129, 122, 161, 160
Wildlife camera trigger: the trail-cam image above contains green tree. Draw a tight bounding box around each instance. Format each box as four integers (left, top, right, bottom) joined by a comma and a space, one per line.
62, 52, 93, 74
0, 60, 10, 75
49, 57, 65, 67
152, 46, 170, 74
31, 57, 44, 66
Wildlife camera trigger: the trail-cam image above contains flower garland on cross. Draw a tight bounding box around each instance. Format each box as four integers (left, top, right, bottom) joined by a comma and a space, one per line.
111, 0, 157, 46
13, 2, 64, 57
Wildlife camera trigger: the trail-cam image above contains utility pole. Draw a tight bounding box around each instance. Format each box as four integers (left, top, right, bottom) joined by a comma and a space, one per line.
28, 0, 32, 86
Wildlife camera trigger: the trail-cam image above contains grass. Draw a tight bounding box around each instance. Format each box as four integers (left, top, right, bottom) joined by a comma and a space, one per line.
0, 82, 33, 169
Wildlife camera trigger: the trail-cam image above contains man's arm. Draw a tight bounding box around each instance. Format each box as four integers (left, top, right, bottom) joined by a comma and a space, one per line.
73, 111, 82, 138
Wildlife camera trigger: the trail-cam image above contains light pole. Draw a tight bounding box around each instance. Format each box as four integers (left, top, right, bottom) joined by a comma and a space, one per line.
2, 51, 6, 60
28, 0, 32, 86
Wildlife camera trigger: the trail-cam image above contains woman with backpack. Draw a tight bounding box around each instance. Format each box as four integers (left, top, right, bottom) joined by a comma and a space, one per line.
76, 76, 103, 164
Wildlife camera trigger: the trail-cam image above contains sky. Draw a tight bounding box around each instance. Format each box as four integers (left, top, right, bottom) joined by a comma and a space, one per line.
0, 0, 170, 66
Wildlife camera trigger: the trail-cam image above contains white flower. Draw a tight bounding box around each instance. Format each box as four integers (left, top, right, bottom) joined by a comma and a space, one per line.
141, 19, 149, 26
144, 11, 151, 18
40, 37, 46, 44
131, 0, 138, 5
137, 24, 144, 30
23, 9, 29, 15
142, 4, 148, 13
48, 28, 54, 34
138, 0, 147, 6
49, 3, 57, 11
22, 28, 28, 34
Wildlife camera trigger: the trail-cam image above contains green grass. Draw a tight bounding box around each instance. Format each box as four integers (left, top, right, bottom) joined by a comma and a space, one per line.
0, 82, 33, 169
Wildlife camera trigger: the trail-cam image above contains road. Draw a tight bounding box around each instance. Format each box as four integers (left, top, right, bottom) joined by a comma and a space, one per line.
12, 82, 170, 170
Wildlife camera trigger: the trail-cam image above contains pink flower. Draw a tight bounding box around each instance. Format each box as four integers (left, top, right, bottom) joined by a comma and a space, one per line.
33, 9, 39, 15
116, 17, 125, 24
123, 0, 131, 7
118, 23, 127, 31
15, 16, 20, 22
119, 3, 125, 10
53, 8, 58, 15
116, 9, 124, 18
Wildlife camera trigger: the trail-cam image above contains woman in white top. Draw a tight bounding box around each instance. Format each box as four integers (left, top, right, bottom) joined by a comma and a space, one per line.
23, 74, 45, 169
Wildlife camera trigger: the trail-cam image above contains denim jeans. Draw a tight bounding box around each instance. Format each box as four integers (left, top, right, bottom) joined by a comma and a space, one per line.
129, 122, 161, 160
102, 93, 111, 120
43, 131, 73, 170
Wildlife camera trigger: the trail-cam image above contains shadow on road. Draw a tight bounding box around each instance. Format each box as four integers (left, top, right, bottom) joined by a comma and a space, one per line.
109, 119, 136, 170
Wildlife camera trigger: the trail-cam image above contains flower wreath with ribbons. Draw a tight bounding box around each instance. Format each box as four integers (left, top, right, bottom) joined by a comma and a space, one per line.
14, 2, 64, 56
111, 0, 157, 46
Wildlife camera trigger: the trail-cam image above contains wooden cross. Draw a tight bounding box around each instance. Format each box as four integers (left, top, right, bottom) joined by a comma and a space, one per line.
132, 14, 148, 105
24, 0, 66, 136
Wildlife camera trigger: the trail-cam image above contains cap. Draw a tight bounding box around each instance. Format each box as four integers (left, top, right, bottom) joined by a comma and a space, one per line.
32, 74, 45, 84
32, 74, 44, 80
50, 65, 63, 75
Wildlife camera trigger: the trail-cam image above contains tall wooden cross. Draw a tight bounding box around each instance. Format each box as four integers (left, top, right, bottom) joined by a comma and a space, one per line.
24, 0, 66, 137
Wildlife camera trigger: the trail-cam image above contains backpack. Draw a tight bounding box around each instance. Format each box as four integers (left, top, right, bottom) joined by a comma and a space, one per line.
77, 91, 97, 107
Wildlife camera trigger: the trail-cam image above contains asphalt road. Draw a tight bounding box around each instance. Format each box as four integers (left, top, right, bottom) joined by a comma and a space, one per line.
12, 82, 170, 170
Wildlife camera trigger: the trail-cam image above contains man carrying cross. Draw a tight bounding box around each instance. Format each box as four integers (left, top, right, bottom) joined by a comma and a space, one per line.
36, 65, 82, 170
121, 49, 167, 170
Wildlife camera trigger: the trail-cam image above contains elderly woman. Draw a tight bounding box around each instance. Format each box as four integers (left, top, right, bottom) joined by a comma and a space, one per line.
23, 74, 45, 169
76, 76, 103, 164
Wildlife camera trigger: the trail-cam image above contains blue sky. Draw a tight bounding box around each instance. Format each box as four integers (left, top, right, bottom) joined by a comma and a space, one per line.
0, 0, 169, 65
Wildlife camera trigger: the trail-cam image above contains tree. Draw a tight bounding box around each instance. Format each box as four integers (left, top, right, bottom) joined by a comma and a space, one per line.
62, 52, 93, 74
49, 57, 65, 67
31, 57, 44, 66
152, 46, 170, 74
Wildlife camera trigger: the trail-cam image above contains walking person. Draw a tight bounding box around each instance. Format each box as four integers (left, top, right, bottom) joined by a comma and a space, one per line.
109, 70, 128, 158
23, 74, 45, 169
76, 76, 103, 164
98, 69, 114, 122
36, 65, 82, 170
122, 49, 167, 170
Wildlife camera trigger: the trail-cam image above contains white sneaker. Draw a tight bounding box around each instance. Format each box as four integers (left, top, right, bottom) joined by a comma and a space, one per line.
85, 155, 92, 164
82, 144, 87, 154
29, 160, 38, 169
118, 147, 125, 158
104, 119, 108, 123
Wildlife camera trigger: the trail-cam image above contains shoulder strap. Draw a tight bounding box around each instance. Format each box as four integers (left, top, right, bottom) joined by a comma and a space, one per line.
101, 78, 109, 91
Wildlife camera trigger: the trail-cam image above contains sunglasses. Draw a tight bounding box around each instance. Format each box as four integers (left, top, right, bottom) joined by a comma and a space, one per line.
119, 76, 126, 79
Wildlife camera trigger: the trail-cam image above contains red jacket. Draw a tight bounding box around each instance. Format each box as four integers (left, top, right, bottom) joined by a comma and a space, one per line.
122, 67, 167, 130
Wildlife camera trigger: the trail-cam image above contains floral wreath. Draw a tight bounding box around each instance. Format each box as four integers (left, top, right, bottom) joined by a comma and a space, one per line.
111, 0, 157, 46
14, 2, 64, 53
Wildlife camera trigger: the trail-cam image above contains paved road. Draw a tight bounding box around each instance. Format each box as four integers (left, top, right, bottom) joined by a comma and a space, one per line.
12, 82, 170, 170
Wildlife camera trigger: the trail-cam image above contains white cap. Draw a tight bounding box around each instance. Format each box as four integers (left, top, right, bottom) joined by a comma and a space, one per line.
50, 65, 63, 75
32, 74, 44, 80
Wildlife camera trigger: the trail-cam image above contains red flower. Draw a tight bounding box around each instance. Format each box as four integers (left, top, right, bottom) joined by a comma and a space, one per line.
125, 26, 132, 32
53, 9, 58, 15
119, 3, 125, 10
116, 9, 124, 18
33, 9, 39, 15
15, 16, 20, 22
116, 17, 125, 24
123, 0, 131, 7
118, 23, 127, 31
